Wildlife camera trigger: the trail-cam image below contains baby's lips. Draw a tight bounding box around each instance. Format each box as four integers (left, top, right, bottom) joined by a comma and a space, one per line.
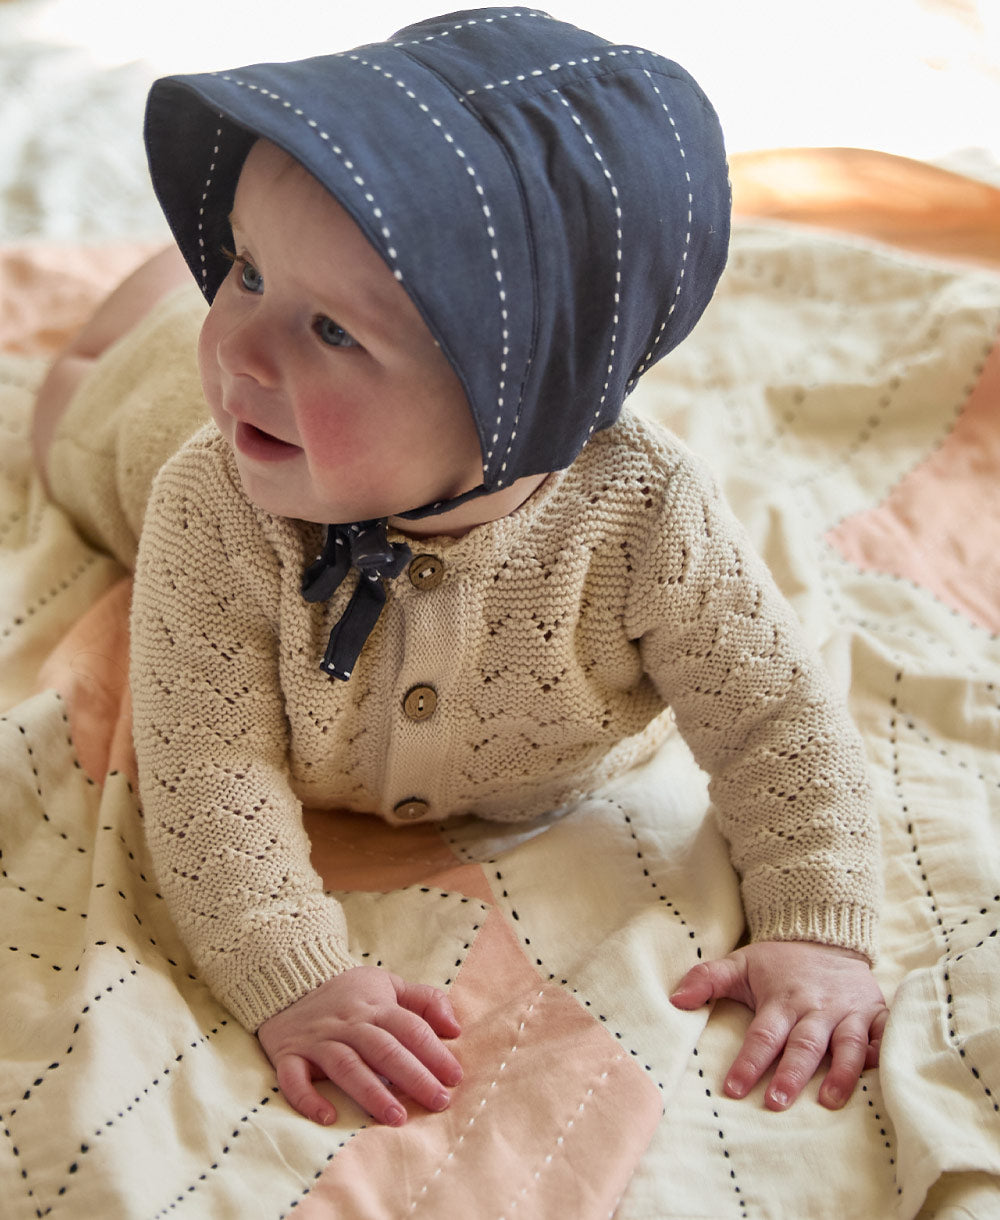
234, 419, 302, 460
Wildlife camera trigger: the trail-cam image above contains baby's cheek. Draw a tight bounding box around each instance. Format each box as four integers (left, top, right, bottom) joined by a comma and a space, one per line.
197, 316, 224, 421
296, 392, 371, 470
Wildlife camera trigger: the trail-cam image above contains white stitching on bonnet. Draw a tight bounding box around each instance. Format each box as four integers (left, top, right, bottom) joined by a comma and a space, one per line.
195, 125, 225, 292
553, 91, 622, 445
464, 48, 646, 96
391, 9, 551, 49
627, 67, 694, 390
346, 54, 515, 488
213, 75, 404, 282
209, 67, 515, 489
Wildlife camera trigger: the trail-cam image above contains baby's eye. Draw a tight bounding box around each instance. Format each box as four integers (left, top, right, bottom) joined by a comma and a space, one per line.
222, 247, 264, 294
314, 316, 358, 348
238, 259, 264, 294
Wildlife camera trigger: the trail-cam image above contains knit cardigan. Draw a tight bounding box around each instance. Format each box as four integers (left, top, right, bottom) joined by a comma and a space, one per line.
130, 410, 880, 1031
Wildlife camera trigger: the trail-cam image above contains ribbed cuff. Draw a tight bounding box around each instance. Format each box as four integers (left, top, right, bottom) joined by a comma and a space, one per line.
215, 937, 362, 1032
748, 902, 880, 965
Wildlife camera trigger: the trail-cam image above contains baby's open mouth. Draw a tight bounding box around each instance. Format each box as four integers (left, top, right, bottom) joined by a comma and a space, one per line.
234, 420, 301, 462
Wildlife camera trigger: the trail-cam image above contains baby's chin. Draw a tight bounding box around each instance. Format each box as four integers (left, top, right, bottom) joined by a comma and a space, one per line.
231, 463, 420, 526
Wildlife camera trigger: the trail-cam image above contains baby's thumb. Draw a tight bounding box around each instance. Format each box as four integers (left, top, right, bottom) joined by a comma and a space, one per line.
669, 956, 747, 1009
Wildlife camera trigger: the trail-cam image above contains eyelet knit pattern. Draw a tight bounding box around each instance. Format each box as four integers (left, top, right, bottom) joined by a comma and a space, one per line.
131, 406, 878, 1030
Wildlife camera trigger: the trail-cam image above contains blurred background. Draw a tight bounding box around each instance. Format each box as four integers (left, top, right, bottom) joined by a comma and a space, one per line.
1, 0, 998, 241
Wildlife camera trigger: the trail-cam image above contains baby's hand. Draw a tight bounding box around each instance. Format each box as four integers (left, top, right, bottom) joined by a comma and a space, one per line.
256, 966, 463, 1126
670, 940, 888, 1111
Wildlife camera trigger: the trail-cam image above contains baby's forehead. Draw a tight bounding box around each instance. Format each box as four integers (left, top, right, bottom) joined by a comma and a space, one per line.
231, 139, 335, 218
230, 138, 430, 331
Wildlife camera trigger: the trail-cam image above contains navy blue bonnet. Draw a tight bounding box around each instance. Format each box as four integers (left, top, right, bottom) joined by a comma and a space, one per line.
143, 7, 731, 678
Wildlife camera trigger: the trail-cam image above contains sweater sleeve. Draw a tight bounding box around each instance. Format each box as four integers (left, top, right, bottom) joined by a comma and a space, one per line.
130, 435, 359, 1030
628, 450, 880, 961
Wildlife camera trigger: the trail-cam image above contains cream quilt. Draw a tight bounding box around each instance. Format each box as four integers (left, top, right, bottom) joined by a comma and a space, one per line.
1, 217, 999, 1218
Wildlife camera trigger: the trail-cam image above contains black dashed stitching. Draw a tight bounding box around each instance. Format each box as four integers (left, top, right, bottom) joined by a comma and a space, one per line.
602, 797, 706, 960
891, 678, 1000, 1115
0, 555, 102, 643
146, 1093, 279, 1218
946, 932, 1000, 1115
7, 716, 92, 854
13, 966, 140, 1106
491, 861, 669, 1094
822, 323, 1000, 534
860, 1081, 902, 1196
692, 1048, 748, 1218
1, 1108, 43, 1218
278, 1128, 364, 1216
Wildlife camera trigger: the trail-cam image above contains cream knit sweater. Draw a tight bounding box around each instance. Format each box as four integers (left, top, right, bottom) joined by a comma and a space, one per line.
54, 288, 878, 1030
129, 404, 880, 1031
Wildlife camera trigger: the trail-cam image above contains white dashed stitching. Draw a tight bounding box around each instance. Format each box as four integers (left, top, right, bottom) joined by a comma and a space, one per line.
464, 47, 646, 96
553, 92, 622, 442
627, 68, 694, 389
195, 124, 225, 292
213, 75, 403, 285
495, 1064, 618, 1219
345, 55, 514, 486
213, 63, 516, 487
392, 9, 551, 49
408, 990, 546, 1216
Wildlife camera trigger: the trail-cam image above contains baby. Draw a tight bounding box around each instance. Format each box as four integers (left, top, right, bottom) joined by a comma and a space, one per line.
33, 7, 887, 1130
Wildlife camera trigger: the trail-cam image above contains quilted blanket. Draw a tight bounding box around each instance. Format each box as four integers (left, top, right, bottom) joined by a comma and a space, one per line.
2, 181, 1000, 1215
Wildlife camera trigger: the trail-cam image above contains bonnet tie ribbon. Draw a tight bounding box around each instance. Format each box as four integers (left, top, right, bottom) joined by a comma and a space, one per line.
301, 520, 412, 681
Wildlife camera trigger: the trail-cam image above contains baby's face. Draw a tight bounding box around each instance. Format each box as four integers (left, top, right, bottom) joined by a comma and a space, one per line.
198, 139, 482, 526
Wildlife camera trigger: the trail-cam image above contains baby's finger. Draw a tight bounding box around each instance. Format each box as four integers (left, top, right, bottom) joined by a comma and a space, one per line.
723, 1006, 794, 1100
670, 956, 752, 1010
764, 1014, 835, 1110
381, 991, 463, 1085
348, 1019, 453, 1117
866, 1006, 890, 1069
817, 1016, 873, 1109
376, 1008, 463, 1094
313, 1040, 411, 1127
274, 1053, 339, 1126
394, 978, 462, 1039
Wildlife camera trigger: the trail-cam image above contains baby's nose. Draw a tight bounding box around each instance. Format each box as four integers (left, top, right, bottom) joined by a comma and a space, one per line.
217, 312, 281, 387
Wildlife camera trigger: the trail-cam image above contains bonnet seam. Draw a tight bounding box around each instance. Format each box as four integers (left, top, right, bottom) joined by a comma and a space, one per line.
341, 54, 516, 489
213, 75, 404, 284
552, 91, 622, 447
195, 124, 226, 294
391, 9, 552, 50
463, 47, 648, 97
627, 67, 694, 387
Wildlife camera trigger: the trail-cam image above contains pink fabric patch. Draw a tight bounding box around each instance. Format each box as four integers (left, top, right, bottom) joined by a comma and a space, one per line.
35, 576, 138, 786
294, 909, 663, 1220
826, 332, 1000, 633
304, 806, 496, 904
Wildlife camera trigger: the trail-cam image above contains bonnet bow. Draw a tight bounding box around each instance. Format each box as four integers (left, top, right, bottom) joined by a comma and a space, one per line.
301, 520, 412, 681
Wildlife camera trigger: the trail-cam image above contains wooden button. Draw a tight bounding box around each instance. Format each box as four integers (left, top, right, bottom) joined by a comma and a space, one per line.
408, 554, 444, 591
394, 798, 430, 821
403, 684, 438, 721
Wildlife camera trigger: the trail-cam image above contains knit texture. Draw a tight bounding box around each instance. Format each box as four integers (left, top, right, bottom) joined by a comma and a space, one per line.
130, 404, 879, 1030
46, 284, 209, 568
48, 286, 880, 1030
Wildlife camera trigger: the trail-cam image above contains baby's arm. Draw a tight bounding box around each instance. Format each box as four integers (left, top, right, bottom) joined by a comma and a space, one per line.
627, 447, 884, 1106
131, 443, 458, 1124
670, 940, 887, 1109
